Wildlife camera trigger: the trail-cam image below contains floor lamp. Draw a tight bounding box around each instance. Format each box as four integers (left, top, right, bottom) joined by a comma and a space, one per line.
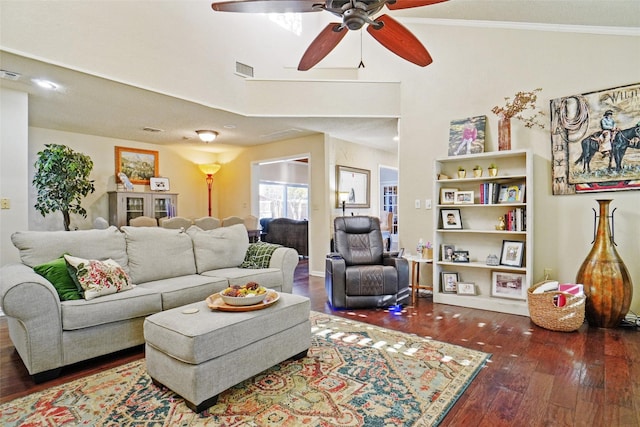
199, 164, 221, 216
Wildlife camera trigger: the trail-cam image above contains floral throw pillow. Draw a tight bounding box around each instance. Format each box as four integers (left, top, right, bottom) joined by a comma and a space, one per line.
64, 255, 133, 300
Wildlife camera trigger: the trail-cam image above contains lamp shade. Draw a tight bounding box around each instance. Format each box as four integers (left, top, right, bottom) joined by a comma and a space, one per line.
199, 163, 221, 176
338, 192, 350, 203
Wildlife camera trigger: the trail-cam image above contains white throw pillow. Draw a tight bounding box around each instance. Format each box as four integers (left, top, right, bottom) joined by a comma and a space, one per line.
64, 255, 133, 300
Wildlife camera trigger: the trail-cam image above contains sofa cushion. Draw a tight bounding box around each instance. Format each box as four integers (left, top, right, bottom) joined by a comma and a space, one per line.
61, 286, 162, 330
121, 226, 196, 284
202, 268, 283, 291
137, 274, 229, 310
240, 242, 282, 269
64, 255, 134, 300
11, 226, 127, 269
187, 224, 249, 273
33, 255, 82, 301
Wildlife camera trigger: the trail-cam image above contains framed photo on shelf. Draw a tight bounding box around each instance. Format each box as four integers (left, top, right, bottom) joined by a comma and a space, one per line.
441, 272, 459, 293
115, 146, 159, 185
452, 250, 470, 263
441, 244, 455, 261
440, 188, 458, 205
441, 209, 462, 229
456, 282, 477, 295
491, 271, 527, 300
498, 183, 525, 203
150, 177, 170, 191
454, 190, 474, 204
336, 165, 370, 208
500, 240, 525, 267
447, 115, 486, 156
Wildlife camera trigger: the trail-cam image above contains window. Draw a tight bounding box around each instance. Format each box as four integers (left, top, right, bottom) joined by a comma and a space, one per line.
259, 181, 308, 220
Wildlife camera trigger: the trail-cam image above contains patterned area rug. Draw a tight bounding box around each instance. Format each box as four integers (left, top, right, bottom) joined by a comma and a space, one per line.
0, 312, 490, 426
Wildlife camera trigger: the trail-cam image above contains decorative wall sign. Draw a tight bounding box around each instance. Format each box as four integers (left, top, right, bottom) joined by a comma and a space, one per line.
115, 147, 159, 185
448, 115, 486, 156
550, 83, 640, 195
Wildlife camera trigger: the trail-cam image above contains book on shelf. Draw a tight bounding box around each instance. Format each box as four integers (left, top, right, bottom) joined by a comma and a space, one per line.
503, 207, 526, 231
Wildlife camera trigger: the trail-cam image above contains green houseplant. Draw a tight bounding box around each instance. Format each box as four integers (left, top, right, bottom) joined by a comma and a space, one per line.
33, 144, 95, 231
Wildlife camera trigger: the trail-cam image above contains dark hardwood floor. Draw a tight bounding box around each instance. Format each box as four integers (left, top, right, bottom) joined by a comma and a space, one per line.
2, 260, 639, 426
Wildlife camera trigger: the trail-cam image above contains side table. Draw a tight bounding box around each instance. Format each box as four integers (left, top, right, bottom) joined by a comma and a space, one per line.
403, 255, 433, 305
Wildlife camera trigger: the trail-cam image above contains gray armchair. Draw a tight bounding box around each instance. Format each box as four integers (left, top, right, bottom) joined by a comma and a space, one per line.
325, 216, 410, 309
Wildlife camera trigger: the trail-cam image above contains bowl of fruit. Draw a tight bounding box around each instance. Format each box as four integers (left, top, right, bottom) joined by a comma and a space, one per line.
220, 282, 268, 306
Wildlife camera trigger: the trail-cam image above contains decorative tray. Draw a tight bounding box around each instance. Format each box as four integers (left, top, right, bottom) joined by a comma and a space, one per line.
206, 290, 279, 312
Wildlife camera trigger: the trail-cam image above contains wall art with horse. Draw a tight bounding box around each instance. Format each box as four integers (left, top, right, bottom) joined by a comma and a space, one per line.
549, 82, 640, 195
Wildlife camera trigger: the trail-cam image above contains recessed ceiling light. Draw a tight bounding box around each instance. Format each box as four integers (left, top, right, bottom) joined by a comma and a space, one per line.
32, 79, 58, 90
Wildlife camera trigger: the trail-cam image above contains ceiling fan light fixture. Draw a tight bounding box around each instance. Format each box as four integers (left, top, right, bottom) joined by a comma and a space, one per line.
196, 130, 219, 143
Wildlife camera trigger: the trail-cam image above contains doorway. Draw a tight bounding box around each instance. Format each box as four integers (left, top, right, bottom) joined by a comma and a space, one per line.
380, 165, 398, 251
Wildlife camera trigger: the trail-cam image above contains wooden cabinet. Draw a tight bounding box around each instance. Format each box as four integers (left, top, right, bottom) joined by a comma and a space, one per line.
108, 191, 178, 227
432, 149, 533, 316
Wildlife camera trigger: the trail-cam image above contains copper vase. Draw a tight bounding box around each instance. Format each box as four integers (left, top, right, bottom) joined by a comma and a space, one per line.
498, 117, 511, 151
576, 199, 633, 328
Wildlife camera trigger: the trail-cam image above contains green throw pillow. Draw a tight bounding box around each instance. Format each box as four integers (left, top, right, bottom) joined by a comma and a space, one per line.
240, 242, 281, 269
33, 256, 82, 301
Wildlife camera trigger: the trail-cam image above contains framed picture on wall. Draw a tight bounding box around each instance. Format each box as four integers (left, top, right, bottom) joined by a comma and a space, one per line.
115, 146, 159, 185
336, 165, 370, 208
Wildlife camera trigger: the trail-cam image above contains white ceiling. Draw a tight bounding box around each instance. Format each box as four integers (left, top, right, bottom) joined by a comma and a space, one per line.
1, 1, 638, 153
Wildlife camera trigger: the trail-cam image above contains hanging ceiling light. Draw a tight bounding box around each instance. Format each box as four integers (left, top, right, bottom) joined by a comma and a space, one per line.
196, 130, 219, 143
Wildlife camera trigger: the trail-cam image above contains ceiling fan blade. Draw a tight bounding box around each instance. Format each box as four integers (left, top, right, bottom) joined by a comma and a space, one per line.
367, 14, 432, 67
211, 0, 321, 14
298, 23, 347, 71
385, 0, 448, 10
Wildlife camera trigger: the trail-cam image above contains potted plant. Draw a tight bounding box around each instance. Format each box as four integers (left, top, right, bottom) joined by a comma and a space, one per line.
33, 144, 95, 231
473, 165, 483, 177
488, 163, 498, 177
457, 166, 466, 179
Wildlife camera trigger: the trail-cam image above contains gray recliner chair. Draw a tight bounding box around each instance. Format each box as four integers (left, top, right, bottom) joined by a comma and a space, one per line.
325, 216, 410, 309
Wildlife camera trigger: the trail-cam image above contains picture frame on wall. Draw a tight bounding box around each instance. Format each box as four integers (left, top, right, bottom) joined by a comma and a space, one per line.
336, 165, 370, 208
441, 272, 459, 293
447, 115, 487, 156
441, 209, 462, 229
115, 146, 159, 185
500, 240, 525, 267
491, 271, 527, 300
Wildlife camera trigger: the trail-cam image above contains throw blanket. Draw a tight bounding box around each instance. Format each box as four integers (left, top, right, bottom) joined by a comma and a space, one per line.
240, 242, 281, 269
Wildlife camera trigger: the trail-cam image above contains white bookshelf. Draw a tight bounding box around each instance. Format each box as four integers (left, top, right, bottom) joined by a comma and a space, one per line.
432, 149, 533, 316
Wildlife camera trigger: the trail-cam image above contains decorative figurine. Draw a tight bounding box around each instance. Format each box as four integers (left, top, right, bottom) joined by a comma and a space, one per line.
118, 172, 134, 191
495, 216, 506, 230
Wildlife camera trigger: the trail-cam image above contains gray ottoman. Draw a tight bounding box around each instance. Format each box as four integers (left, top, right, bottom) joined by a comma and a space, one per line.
143, 292, 311, 412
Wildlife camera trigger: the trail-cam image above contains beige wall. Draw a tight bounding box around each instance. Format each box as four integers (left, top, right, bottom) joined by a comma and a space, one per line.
357, 24, 640, 313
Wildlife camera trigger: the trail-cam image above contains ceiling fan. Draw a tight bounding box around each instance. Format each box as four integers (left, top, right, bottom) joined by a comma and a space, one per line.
211, 0, 448, 71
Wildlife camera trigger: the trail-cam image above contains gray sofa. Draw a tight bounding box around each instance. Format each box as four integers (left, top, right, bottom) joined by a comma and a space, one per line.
0, 224, 299, 382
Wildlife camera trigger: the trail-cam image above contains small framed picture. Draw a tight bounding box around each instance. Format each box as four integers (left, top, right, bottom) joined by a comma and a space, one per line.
492, 271, 527, 300
452, 250, 470, 263
500, 240, 525, 267
498, 184, 525, 204
456, 282, 477, 295
441, 209, 462, 229
441, 244, 455, 261
453, 190, 474, 204
441, 272, 459, 293
150, 177, 170, 191
440, 188, 458, 205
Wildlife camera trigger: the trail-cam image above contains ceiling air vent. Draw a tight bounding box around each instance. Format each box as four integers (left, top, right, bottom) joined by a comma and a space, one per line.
235, 61, 254, 78
0, 70, 21, 81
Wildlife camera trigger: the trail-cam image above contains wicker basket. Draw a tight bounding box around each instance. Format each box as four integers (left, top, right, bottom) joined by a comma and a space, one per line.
527, 281, 586, 332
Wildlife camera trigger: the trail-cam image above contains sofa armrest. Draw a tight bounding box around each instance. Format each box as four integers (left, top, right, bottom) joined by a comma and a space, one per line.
325, 254, 347, 308
383, 256, 410, 291
0, 263, 64, 376
268, 247, 299, 294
